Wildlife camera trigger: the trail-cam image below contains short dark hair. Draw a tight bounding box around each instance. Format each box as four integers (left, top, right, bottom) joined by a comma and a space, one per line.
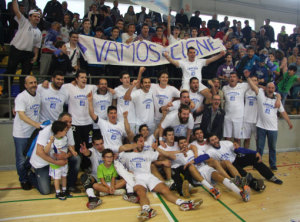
288, 64, 297, 72
138, 124, 148, 133
107, 105, 117, 114
101, 6, 109, 14
95, 26, 104, 33
177, 136, 186, 143
119, 70, 130, 79
193, 127, 202, 135
82, 18, 90, 25
102, 149, 114, 158
51, 121, 67, 135
189, 77, 199, 84
141, 77, 150, 84
180, 90, 189, 98
207, 133, 218, 143
52, 70, 64, 78
111, 26, 120, 33
75, 69, 87, 78
187, 47, 196, 52
134, 134, 143, 143
92, 133, 103, 143
163, 127, 174, 136
54, 40, 65, 49
158, 70, 169, 78
58, 112, 72, 120
69, 31, 79, 37
179, 104, 190, 113
247, 46, 255, 51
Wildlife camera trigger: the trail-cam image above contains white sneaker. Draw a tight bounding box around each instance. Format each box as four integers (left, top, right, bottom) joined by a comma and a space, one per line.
165, 179, 174, 188
99, 192, 109, 197
114, 189, 126, 196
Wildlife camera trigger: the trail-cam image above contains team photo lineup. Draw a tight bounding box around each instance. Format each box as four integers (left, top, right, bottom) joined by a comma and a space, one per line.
2, 0, 300, 221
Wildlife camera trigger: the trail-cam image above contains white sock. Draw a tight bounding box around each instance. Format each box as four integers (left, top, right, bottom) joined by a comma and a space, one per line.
86, 188, 96, 198
126, 184, 134, 193
223, 178, 241, 195
56, 189, 60, 194
201, 179, 214, 190
62, 187, 66, 192
176, 199, 185, 206
142, 205, 150, 211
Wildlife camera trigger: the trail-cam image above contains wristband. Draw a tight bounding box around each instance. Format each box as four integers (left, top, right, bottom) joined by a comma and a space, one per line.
159, 137, 163, 141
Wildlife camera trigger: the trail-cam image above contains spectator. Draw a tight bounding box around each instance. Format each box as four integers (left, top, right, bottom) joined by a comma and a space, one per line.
276, 49, 288, 74
288, 47, 299, 65
217, 53, 235, 83
124, 5, 137, 25
70, 20, 80, 32
277, 26, 288, 54
110, 0, 121, 24
263, 40, 276, 55
163, 8, 175, 26
253, 54, 269, 86
104, 18, 124, 38
80, 18, 95, 36
278, 64, 299, 106
152, 26, 168, 46
242, 20, 252, 45
136, 6, 147, 25
219, 16, 228, 30
190, 27, 198, 38
2, 2, 41, 97
236, 46, 260, 79
148, 10, 162, 24
290, 55, 300, 114
62, 1, 73, 21
85, 3, 100, 31
135, 23, 152, 41
122, 23, 136, 44
60, 14, 72, 42
261, 18, 275, 43
207, 14, 220, 31
175, 8, 189, 28
109, 26, 122, 42
257, 28, 269, 51
189, 11, 202, 29
43, 0, 64, 23
101, 6, 113, 30
199, 21, 210, 36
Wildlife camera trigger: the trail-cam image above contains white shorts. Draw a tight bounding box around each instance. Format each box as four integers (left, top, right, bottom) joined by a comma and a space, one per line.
49, 164, 68, 180
181, 81, 208, 92
242, 122, 256, 139
196, 165, 216, 185
223, 119, 243, 139
114, 159, 135, 193
134, 173, 163, 191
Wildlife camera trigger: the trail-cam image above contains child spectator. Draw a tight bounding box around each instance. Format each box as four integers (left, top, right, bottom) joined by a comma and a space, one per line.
278, 64, 299, 106
253, 54, 269, 86
45, 121, 77, 200
93, 149, 126, 196
48, 41, 73, 76
217, 53, 235, 84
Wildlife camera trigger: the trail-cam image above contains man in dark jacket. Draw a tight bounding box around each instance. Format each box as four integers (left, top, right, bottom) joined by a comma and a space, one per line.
200, 94, 225, 139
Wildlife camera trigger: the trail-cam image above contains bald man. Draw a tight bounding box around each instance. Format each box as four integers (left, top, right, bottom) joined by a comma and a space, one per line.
246, 74, 293, 171
13, 75, 41, 190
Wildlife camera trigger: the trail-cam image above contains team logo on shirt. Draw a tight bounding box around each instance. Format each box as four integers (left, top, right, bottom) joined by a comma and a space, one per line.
143, 99, 153, 109
263, 103, 274, 114
74, 95, 87, 106
30, 104, 40, 116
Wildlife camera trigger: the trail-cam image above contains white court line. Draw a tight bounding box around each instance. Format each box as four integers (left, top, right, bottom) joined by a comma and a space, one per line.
0, 204, 174, 222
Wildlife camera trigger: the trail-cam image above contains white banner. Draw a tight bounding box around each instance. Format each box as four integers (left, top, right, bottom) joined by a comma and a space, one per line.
78, 35, 226, 67
130, 0, 170, 15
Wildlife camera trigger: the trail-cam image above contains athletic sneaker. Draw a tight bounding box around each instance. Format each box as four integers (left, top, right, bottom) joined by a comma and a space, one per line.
269, 176, 283, 185
62, 190, 73, 198
209, 188, 221, 200
56, 192, 66, 200
241, 173, 253, 187
113, 189, 126, 196
179, 199, 203, 211
182, 180, 190, 198
270, 166, 278, 171
137, 208, 157, 221
80, 174, 93, 188
231, 175, 242, 187
240, 185, 251, 202
87, 197, 102, 210
253, 179, 266, 191
165, 179, 174, 188
21, 181, 32, 190
99, 192, 109, 197
123, 193, 139, 203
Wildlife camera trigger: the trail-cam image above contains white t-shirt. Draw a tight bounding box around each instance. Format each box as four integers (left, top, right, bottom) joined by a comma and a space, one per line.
159, 142, 180, 168
171, 149, 196, 169
206, 141, 236, 163
190, 140, 210, 153
50, 136, 69, 159
37, 84, 68, 122
30, 125, 74, 169
121, 33, 137, 43
168, 34, 181, 45
119, 150, 159, 175
179, 59, 207, 90
151, 84, 180, 121
92, 91, 113, 129
88, 147, 104, 180
66, 42, 80, 69
143, 134, 156, 152
131, 89, 154, 126
64, 83, 97, 126
161, 110, 194, 137
114, 85, 136, 124
256, 90, 284, 131
95, 118, 126, 153
13, 90, 40, 138
189, 90, 204, 124
168, 100, 181, 112
243, 89, 258, 124
222, 83, 249, 122
10, 15, 42, 51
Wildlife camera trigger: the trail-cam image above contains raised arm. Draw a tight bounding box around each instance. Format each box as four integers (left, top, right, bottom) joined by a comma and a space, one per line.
12, 0, 22, 20
87, 91, 98, 121
118, 143, 138, 152
206, 50, 225, 66
135, 66, 146, 89
163, 51, 180, 68
153, 146, 176, 160
123, 111, 134, 143
123, 80, 138, 101
167, 15, 171, 37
